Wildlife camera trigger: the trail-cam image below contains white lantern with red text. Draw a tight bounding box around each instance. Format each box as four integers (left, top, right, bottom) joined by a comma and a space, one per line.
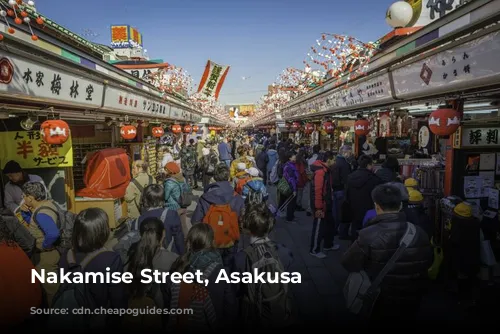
152, 127, 164, 138
40, 120, 70, 145
354, 119, 370, 136
323, 121, 335, 134
428, 107, 461, 136
120, 125, 137, 140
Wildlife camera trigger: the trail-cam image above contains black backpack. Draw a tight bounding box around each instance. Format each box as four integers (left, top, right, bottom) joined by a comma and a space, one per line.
48, 248, 108, 331
242, 242, 293, 328
206, 153, 219, 174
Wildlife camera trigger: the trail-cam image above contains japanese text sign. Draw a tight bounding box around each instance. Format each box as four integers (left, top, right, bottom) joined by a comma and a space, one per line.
102, 86, 171, 118
0, 52, 104, 108
0, 131, 73, 169
197, 60, 230, 100
392, 31, 500, 100
461, 127, 500, 148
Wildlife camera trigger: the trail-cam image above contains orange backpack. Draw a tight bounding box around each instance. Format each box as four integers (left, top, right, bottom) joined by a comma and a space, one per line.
202, 203, 240, 248
235, 177, 250, 195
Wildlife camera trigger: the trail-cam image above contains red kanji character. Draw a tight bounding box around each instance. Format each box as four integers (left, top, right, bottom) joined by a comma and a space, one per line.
38, 142, 59, 158
16, 140, 33, 159
118, 96, 123, 104
134, 100, 138, 108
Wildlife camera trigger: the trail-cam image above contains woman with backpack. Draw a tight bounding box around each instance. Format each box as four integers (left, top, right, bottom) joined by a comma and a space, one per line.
57, 208, 127, 329
124, 217, 179, 331
165, 224, 237, 331
139, 184, 185, 254
164, 162, 190, 211
278, 151, 299, 224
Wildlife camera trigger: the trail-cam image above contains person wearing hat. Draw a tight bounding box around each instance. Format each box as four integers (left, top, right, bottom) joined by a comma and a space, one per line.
233, 163, 251, 194
405, 189, 433, 239
2, 160, 43, 215
241, 167, 268, 203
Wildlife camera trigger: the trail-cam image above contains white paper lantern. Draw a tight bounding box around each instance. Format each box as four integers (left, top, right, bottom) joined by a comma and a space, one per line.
386, 1, 413, 28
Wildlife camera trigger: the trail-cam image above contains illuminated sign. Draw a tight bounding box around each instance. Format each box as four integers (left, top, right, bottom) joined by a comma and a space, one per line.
110, 25, 143, 49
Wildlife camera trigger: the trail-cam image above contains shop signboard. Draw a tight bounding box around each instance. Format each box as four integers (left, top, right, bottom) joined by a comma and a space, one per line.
102, 86, 170, 118
0, 131, 73, 169
0, 52, 104, 108
461, 127, 500, 148
110, 25, 143, 49
324, 72, 394, 112
392, 31, 500, 100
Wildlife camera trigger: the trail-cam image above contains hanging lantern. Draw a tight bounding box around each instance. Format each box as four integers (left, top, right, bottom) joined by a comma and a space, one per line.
40, 120, 70, 145
290, 122, 301, 132
192, 125, 200, 133
354, 119, 370, 136
323, 121, 335, 134
304, 123, 314, 134
152, 126, 164, 138
171, 124, 182, 134
120, 125, 137, 140
428, 107, 461, 136
183, 125, 192, 133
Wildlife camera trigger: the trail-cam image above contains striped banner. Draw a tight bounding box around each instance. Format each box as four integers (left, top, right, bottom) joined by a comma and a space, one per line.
197, 60, 230, 100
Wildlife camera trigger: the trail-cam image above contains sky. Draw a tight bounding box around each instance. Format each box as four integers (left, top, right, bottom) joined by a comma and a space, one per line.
37, 0, 396, 105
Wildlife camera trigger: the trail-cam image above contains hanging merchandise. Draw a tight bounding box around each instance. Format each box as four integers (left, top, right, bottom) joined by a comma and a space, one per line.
428, 106, 461, 136
304, 123, 314, 134
290, 122, 301, 132
192, 125, 200, 133
323, 121, 335, 134
183, 125, 192, 133
354, 119, 370, 136
40, 119, 70, 145
120, 125, 137, 140
152, 126, 164, 138
171, 124, 182, 134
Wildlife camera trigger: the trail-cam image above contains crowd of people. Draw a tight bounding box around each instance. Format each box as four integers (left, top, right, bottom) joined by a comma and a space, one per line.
0, 132, 440, 331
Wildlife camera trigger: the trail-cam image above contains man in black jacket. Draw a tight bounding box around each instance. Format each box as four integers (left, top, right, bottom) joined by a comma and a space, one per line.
346, 155, 382, 241
341, 184, 433, 321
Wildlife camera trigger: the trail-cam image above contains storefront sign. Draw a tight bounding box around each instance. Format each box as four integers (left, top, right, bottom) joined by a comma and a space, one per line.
461, 127, 500, 148
0, 131, 73, 169
103, 87, 170, 117
392, 31, 500, 100
0, 52, 104, 108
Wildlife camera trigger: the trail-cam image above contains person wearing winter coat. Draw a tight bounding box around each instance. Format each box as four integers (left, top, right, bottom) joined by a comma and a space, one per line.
163, 162, 189, 211
180, 140, 198, 189
375, 156, 401, 183
266, 144, 279, 184
278, 151, 299, 224
200, 147, 219, 190
256, 147, 269, 184
218, 138, 232, 167
230, 146, 254, 180
341, 184, 433, 321
241, 167, 268, 203
125, 160, 155, 219
164, 224, 238, 331
346, 155, 383, 241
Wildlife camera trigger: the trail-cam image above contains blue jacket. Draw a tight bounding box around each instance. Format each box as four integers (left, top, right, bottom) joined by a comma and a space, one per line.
242, 178, 268, 201
362, 209, 377, 227
218, 142, 232, 161
164, 177, 189, 211
266, 149, 278, 173
138, 208, 185, 255
191, 181, 244, 224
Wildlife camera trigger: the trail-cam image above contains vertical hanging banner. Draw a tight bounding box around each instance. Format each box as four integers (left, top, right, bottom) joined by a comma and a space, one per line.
197, 60, 230, 100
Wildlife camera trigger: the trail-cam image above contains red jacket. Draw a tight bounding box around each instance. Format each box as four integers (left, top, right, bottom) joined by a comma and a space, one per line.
310, 160, 333, 211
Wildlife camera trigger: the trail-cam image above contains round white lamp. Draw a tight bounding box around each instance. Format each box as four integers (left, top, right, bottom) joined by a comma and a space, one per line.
386, 1, 413, 28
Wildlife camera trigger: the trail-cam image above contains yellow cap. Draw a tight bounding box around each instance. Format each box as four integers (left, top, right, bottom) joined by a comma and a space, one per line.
404, 178, 418, 188
454, 202, 472, 218
408, 189, 424, 203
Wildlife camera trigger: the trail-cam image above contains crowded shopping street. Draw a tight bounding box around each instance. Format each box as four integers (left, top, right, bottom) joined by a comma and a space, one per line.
1, 0, 500, 332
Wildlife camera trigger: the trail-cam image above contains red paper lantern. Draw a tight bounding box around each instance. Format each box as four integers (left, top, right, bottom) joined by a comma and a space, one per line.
192, 125, 200, 132
152, 126, 164, 138
40, 120, 70, 145
171, 124, 182, 134
428, 108, 461, 136
354, 119, 370, 136
323, 121, 335, 134
120, 125, 137, 140
183, 125, 192, 133
304, 123, 314, 134
290, 122, 301, 132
